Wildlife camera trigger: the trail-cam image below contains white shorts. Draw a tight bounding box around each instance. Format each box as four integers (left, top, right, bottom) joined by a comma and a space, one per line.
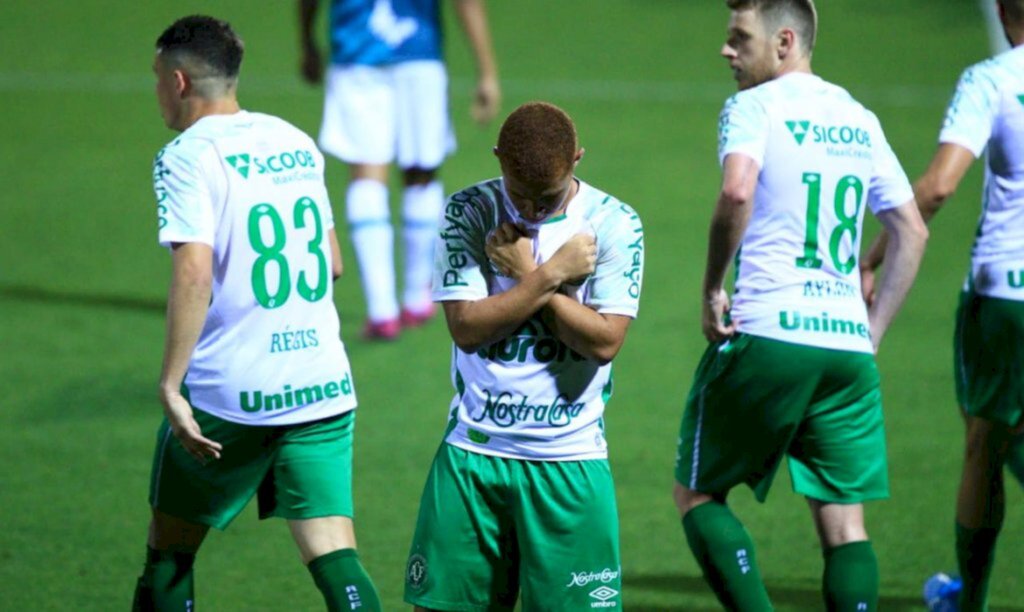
319, 60, 455, 169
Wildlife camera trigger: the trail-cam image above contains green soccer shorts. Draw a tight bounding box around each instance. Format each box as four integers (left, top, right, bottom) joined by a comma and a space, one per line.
675, 333, 888, 504
955, 290, 1024, 428
148, 408, 355, 530
404, 443, 622, 612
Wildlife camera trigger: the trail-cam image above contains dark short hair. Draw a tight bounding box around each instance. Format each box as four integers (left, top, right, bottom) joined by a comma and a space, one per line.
1000, 0, 1024, 21
726, 0, 817, 53
156, 15, 243, 79
496, 102, 578, 184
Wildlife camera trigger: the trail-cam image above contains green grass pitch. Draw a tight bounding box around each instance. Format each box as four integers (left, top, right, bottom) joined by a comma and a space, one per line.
1, 0, 1022, 609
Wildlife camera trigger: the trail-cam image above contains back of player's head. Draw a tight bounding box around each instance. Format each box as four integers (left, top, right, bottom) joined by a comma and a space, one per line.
1000, 0, 1024, 22
156, 15, 244, 97
496, 102, 578, 184
726, 0, 817, 54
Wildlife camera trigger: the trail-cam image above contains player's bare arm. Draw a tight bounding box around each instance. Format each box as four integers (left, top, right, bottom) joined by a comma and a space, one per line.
702, 153, 759, 342
866, 200, 928, 350
452, 0, 500, 124
484, 223, 623, 362
159, 241, 223, 461
860, 143, 974, 303
328, 228, 343, 280
444, 229, 596, 352
298, 0, 323, 85
543, 299, 631, 365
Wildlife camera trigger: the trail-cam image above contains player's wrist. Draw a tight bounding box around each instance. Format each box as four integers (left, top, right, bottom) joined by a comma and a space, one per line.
704, 289, 727, 304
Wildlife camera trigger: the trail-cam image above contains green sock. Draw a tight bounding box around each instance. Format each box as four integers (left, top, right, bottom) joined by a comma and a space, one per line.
956, 522, 998, 611
132, 546, 195, 612
308, 548, 381, 612
682, 502, 773, 611
822, 541, 878, 611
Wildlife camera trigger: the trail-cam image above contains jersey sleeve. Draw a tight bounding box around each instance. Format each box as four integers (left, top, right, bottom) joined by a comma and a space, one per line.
154, 140, 217, 248
866, 114, 914, 214
717, 92, 769, 166
586, 202, 644, 317
938, 64, 999, 157
431, 188, 491, 302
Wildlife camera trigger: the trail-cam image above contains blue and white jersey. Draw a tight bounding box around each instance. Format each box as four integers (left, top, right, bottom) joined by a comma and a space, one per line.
939, 46, 1024, 299
329, 0, 442, 65
432, 178, 644, 461
718, 73, 913, 354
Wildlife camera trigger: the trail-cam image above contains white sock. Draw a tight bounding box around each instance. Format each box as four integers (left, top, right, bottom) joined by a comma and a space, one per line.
402, 181, 444, 310
346, 179, 398, 321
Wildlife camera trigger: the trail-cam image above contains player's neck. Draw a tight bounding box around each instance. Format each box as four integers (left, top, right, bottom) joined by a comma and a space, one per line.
775, 56, 813, 80
1008, 27, 1024, 48
177, 97, 242, 131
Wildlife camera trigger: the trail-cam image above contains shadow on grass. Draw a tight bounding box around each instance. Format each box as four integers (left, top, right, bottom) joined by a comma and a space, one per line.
0, 284, 163, 313
625, 572, 937, 611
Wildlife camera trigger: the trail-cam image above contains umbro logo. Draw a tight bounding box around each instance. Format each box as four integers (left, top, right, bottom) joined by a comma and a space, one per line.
785, 120, 811, 145
226, 154, 251, 179
589, 586, 619, 608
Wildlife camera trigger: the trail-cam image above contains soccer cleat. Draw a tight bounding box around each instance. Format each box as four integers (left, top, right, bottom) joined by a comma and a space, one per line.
923, 572, 962, 611
363, 318, 401, 340
400, 304, 437, 328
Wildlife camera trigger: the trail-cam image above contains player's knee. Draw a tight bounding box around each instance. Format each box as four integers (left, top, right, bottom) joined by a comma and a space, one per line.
964, 418, 1012, 464
673, 482, 713, 516
148, 510, 208, 553
402, 166, 438, 186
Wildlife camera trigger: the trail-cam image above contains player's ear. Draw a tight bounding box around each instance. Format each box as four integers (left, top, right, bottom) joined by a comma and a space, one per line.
174, 69, 190, 98
574, 148, 585, 166
776, 27, 796, 60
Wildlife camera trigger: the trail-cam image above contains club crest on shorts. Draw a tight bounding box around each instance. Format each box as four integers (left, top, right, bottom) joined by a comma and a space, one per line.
406, 554, 428, 590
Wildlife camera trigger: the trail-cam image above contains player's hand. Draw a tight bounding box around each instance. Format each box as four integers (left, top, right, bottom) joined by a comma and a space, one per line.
486, 222, 534, 279
160, 387, 222, 463
300, 45, 323, 85
547, 233, 597, 285
860, 265, 876, 307
471, 76, 501, 125
702, 289, 735, 343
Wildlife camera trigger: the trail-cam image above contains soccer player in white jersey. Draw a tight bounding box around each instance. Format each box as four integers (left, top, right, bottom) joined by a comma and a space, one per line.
672, 1, 928, 609
132, 16, 380, 611
402, 102, 644, 611
298, 0, 500, 340
863, 2, 1024, 608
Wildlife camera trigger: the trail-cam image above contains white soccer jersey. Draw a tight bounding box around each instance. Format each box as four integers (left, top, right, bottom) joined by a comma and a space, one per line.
719, 72, 914, 354
432, 178, 644, 461
153, 111, 357, 425
939, 46, 1024, 300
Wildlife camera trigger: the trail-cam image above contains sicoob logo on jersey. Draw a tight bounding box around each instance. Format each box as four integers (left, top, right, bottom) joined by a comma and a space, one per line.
785, 119, 872, 148
225, 150, 316, 179
406, 554, 428, 591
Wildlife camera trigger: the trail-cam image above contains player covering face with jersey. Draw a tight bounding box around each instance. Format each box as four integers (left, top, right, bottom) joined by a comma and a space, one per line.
404, 102, 644, 611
